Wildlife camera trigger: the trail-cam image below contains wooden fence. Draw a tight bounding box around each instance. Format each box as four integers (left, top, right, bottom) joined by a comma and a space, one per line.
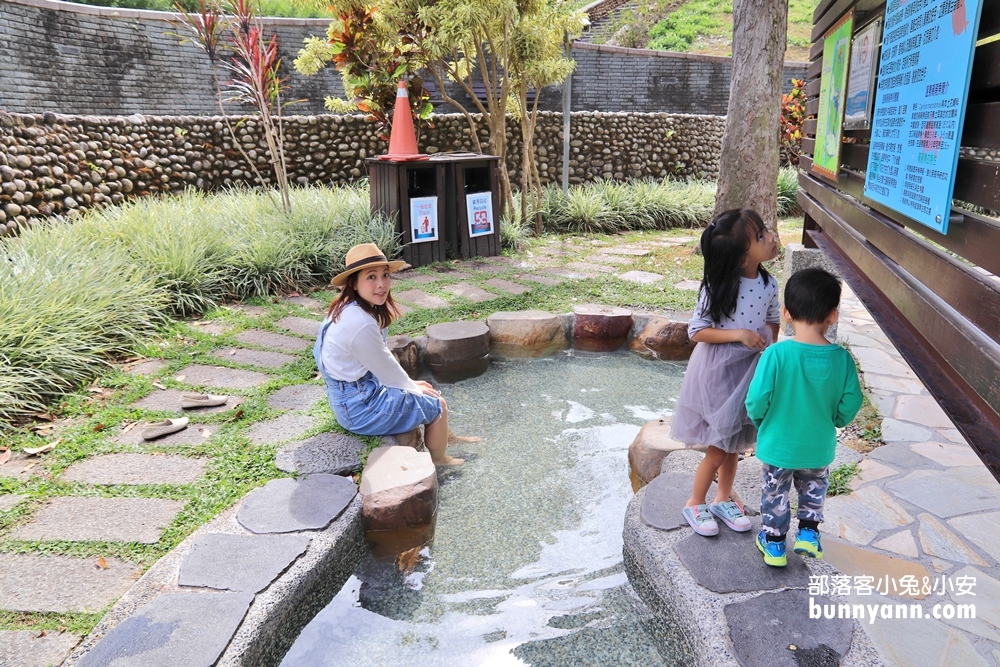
800, 0, 1000, 479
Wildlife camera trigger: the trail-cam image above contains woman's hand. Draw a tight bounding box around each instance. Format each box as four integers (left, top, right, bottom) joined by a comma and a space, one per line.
414, 380, 441, 398
738, 328, 767, 349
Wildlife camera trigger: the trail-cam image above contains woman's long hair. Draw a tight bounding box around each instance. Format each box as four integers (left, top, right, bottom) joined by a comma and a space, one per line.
327, 273, 401, 329
700, 208, 772, 324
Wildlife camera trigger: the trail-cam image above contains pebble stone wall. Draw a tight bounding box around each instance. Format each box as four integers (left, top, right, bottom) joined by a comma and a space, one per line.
0, 110, 725, 235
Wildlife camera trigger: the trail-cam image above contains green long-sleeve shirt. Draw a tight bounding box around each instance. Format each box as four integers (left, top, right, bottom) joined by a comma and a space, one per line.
745, 340, 863, 470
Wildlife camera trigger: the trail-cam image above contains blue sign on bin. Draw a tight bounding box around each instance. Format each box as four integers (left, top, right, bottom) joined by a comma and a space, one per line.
863, 0, 983, 235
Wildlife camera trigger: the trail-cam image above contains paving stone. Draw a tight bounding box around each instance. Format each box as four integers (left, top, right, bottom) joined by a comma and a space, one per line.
944, 567, 1000, 643
275, 315, 322, 338
872, 530, 920, 558
837, 331, 885, 349
675, 517, 810, 593
246, 413, 317, 446
211, 348, 297, 369
821, 485, 913, 545
131, 389, 243, 415
76, 591, 254, 667
672, 279, 701, 291
887, 466, 1000, 517
482, 278, 530, 295
910, 441, 983, 467
392, 272, 440, 284
10, 497, 184, 544
125, 359, 166, 377
847, 458, 899, 491
237, 474, 356, 534
590, 254, 632, 264
566, 261, 616, 274
868, 390, 897, 416
0, 629, 81, 667
393, 288, 450, 309
940, 429, 969, 445
602, 247, 650, 256
266, 384, 326, 411
441, 283, 497, 302
517, 273, 562, 286
725, 590, 852, 667
433, 269, 472, 279
284, 295, 324, 312
869, 442, 938, 470
190, 321, 230, 336
948, 511, 1000, 563
178, 533, 311, 593
822, 538, 931, 598
546, 268, 595, 280
862, 372, 926, 394
174, 364, 270, 390
881, 418, 933, 443
115, 423, 218, 447
0, 453, 40, 479
617, 270, 664, 285
235, 329, 311, 352
231, 304, 268, 317
640, 472, 710, 531
0, 494, 25, 512
917, 513, 989, 566
851, 346, 917, 378
60, 454, 207, 486
894, 394, 954, 429
276, 432, 366, 475
0, 554, 139, 612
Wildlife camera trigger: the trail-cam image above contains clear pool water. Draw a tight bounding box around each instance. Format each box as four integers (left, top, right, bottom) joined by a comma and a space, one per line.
282, 351, 687, 667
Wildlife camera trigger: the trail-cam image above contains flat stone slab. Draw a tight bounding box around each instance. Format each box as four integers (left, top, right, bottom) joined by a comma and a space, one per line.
0, 630, 81, 667
174, 364, 270, 390
602, 247, 650, 256
178, 533, 311, 593
433, 269, 471, 279
442, 283, 497, 302
237, 474, 356, 534
235, 329, 311, 352
590, 254, 632, 264
640, 472, 704, 531
130, 389, 243, 415
275, 315, 321, 337
910, 441, 983, 467
0, 494, 26, 512
883, 418, 933, 444
276, 432, 366, 475
821, 485, 913, 545
482, 278, 530, 295
393, 289, 449, 309
887, 465, 1000, 517
617, 270, 664, 285
894, 393, 953, 428
76, 591, 254, 667
211, 348, 297, 369
231, 304, 269, 317
872, 530, 920, 558
266, 384, 326, 411
0, 452, 39, 479
674, 519, 810, 593
566, 261, 616, 274
518, 273, 562, 286
949, 511, 1000, 563
124, 359, 166, 377
283, 295, 325, 312
725, 590, 853, 667
851, 346, 917, 378
917, 513, 989, 565
190, 321, 230, 336
246, 413, 317, 446
392, 272, 440, 284
115, 423, 218, 447
673, 279, 701, 291
463, 261, 507, 274
0, 554, 139, 612
60, 454, 207, 486
10, 497, 184, 544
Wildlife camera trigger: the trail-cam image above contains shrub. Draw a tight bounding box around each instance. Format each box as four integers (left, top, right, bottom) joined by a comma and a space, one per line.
780, 78, 807, 166
777, 167, 801, 217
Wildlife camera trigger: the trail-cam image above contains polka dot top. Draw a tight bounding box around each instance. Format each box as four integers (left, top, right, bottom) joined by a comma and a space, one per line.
688, 272, 780, 339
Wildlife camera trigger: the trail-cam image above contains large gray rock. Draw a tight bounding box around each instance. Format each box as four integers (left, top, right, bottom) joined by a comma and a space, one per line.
0, 554, 139, 613
178, 534, 311, 593
76, 592, 253, 667
10, 497, 184, 544
486, 310, 567, 358
359, 446, 438, 531
640, 472, 710, 532
275, 432, 366, 475
628, 315, 693, 361
237, 474, 356, 534
629, 418, 698, 485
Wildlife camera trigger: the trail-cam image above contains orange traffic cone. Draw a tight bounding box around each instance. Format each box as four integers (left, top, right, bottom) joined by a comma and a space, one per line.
378, 81, 428, 162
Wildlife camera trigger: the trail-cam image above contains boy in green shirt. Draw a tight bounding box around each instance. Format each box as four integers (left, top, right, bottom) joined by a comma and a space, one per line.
745, 268, 863, 567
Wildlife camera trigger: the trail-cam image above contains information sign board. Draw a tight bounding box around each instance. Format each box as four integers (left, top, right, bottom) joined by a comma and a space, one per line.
844, 18, 882, 130
410, 196, 439, 243
813, 9, 855, 180
864, 0, 983, 234
466, 192, 494, 238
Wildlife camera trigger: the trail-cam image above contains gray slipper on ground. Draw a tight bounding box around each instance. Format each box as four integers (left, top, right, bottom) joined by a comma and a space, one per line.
141, 417, 189, 441
180, 394, 229, 409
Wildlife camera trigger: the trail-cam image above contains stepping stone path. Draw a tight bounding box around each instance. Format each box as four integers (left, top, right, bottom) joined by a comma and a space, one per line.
174, 364, 270, 390
392, 272, 440, 284
131, 389, 243, 414
618, 270, 664, 285
178, 533, 311, 593
672, 279, 701, 291
0, 494, 25, 512
518, 273, 562, 286
237, 474, 356, 534
0, 630, 81, 667
394, 288, 450, 309
275, 315, 321, 337
0, 453, 40, 479
483, 278, 530, 296
11, 497, 184, 544
125, 359, 167, 376
266, 384, 326, 411
276, 432, 366, 476
236, 329, 311, 352
284, 295, 325, 312
442, 283, 497, 302
60, 453, 207, 486
247, 413, 317, 446
212, 347, 297, 369
115, 423, 218, 447
1, 554, 139, 612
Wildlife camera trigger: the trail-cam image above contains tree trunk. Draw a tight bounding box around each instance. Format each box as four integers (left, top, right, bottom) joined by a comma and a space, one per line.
714, 0, 788, 229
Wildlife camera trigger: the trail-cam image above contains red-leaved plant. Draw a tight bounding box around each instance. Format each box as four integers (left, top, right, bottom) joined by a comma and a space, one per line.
780, 78, 806, 166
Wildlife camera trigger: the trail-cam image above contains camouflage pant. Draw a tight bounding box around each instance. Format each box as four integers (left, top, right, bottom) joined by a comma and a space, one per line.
760, 464, 829, 538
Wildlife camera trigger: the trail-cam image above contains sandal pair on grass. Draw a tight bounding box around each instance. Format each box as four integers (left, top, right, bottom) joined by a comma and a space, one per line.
140, 394, 228, 441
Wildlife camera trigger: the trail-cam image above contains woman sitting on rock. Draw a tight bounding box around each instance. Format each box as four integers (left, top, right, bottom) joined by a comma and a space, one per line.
314, 243, 467, 467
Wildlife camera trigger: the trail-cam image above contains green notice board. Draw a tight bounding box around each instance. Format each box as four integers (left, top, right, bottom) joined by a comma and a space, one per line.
813, 9, 855, 180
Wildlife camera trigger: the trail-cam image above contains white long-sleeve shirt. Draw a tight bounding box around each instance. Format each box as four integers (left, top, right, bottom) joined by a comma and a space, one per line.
319, 302, 421, 393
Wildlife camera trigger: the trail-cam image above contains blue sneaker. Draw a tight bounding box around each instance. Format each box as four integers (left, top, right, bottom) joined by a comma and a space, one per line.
793, 527, 823, 559
756, 530, 787, 567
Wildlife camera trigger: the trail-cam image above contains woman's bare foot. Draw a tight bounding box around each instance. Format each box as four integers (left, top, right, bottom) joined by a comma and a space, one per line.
448, 430, 482, 444
432, 455, 464, 467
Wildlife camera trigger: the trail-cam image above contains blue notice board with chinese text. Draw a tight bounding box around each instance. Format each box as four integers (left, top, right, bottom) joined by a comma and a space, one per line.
864, 0, 983, 234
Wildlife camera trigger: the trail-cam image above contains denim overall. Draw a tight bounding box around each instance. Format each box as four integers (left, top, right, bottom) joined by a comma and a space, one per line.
313, 317, 441, 436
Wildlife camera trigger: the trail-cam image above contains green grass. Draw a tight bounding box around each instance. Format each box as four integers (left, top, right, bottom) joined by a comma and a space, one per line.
649, 0, 728, 52
827, 462, 860, 496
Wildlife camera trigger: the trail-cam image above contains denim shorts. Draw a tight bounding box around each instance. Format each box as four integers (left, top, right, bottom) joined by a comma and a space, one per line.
324, 372, 442, 436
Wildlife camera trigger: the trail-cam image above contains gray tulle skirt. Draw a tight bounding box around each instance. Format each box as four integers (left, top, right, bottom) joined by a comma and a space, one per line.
670, 331, 771, 454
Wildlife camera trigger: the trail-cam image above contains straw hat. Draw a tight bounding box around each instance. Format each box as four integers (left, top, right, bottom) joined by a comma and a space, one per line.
331, 243, 406, 287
